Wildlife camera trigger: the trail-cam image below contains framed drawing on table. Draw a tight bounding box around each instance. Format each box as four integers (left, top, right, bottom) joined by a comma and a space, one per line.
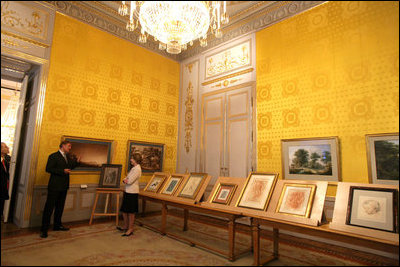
99, 164, 122, 188
143, 172, 168, 193
366, 133, 399, 185
281, 137, 340, 181
236, 172, 278, 210
161, 174, 186, 196
275, 183, 316, 218
330, 182, 399, 242
346, 186, 398, 233
177, 173, 207, 199
211, 183, 238, 205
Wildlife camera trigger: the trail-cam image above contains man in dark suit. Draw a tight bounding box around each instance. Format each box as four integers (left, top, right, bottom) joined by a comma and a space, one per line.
40, 140, 80, 238
1, 142, 11, 221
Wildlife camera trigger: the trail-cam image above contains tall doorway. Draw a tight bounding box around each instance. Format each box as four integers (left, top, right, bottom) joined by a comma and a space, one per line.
1, 55, 40, 227
200, 83, 256, 194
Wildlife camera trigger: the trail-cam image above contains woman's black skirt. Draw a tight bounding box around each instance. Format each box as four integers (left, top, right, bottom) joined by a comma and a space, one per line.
120, 192, 138, 213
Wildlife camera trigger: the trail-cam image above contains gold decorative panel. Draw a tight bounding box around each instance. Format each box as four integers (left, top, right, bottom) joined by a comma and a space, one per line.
256, 1, 399, 196
205, 39, 251, 79
35, 14, 179, 185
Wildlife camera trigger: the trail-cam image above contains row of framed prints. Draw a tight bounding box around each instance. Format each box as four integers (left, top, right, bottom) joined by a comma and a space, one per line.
143, 171, 398, 242
281, 133, 399, 185
142, 172, 211, 204
61, 136, 164, 174
205, 172, 398, 242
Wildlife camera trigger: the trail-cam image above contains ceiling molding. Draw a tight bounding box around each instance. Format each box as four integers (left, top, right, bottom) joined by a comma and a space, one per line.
44, 1, 327, 62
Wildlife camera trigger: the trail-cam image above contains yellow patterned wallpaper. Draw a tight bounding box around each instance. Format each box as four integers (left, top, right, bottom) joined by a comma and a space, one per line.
256, 1, 399, 196
35, 14, 180, 185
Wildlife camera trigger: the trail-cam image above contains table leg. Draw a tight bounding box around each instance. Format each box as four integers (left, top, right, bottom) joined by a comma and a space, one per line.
141, 198, 147, 215
89, 192, 100, 225
228, 218, 236, 261
252, 219, 260, 266
116, 192, 120, 226
161, 202, 167, 235
273, 228, 279, 258
183, 209, 189, 231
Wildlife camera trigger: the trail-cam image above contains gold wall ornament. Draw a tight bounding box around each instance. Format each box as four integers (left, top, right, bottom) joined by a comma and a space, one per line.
205, 39, 251, 79
184, 82, 195, 153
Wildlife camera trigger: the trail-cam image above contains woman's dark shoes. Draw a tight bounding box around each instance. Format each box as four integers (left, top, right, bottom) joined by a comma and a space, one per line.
53, 225, 69, 231
40, 231, 48, 238
116, 226, 127, 232
121, 231, 133, 237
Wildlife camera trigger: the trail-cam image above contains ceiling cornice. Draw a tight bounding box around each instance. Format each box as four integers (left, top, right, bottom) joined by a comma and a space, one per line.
44, 1, 327, 62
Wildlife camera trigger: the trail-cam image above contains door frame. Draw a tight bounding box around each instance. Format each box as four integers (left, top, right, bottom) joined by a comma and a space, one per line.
199, 81, 257, 177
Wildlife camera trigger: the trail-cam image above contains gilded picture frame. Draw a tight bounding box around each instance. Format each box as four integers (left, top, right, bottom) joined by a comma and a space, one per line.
99, 164, 122, 188
177, 173, 207, 199
144, 173, 168, 193
275, 183, 316, 218
281, 137, 340, 181
236, 172, 278, 210
62, 136, 113, 173
366, 133, 399, 185
127, 140, 164, 173
211, 183, 238, 205
346, 186, 398, 233
161, 174, 185, 196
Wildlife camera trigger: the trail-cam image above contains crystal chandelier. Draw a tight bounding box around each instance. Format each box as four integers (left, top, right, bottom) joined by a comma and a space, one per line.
118, 1, 229, 54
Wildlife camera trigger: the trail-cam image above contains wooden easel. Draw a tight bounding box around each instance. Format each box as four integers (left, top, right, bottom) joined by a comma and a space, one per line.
89, 188, 122, 225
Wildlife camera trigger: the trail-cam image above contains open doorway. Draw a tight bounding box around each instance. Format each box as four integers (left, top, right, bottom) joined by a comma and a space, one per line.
1, 55, 40, 228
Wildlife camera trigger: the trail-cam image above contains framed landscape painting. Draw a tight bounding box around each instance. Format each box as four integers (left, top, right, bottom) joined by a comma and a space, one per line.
275, 183, 316, 218
281, 137, 340, 181
211, 183, 237, 205
366, 133, 399, 185
62, 136, 113, 172
345, 186, 398, 233
178, 173, 207, 199
144, 173, 168, 193
236, 172, 278, 210
127, 140, 164, 173
99, 164, 122, 188
161, 174, 185, 196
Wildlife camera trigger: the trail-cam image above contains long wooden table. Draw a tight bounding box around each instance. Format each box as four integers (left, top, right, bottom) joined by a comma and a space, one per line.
249, 215, 399, 266
138, 193, 252, 261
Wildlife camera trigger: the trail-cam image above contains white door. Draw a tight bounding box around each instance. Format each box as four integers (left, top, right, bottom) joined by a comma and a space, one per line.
3, 75, 28, 222
201, 85, 254, 188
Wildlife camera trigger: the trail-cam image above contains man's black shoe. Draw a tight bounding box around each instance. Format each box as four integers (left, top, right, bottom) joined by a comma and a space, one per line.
40, 231, 48, 238
53, 225, 69, 231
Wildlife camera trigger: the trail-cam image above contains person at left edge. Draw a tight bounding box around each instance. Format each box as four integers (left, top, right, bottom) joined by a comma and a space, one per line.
1, 142, 11, 221
40, 140, 80, 238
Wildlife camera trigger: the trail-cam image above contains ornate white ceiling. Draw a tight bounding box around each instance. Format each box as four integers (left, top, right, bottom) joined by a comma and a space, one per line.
44, 1, 326, 62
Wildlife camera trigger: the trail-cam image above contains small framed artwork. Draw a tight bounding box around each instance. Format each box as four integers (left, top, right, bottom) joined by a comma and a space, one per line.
236, 172, 278, 210
281, 137, 340, 181
366, 133, 399, 185
62, 136, 113, 172
275, 183, 316, 218
161, 174, 185, 196
346, 186, 398, 233
211, 183, 238, 205
144, 173, 168, 193
127, 140, 164, 173
177, 173, 207, 199
99, 164, 122, 188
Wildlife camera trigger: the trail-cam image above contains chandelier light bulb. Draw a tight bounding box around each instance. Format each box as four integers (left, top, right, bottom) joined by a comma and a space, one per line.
189, 40, 193, 46
215, 28, 222, 38
200, 38, 207, 47
221, 13, 229, 24
118, 2, 128, 16
126, 19, 136, 31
